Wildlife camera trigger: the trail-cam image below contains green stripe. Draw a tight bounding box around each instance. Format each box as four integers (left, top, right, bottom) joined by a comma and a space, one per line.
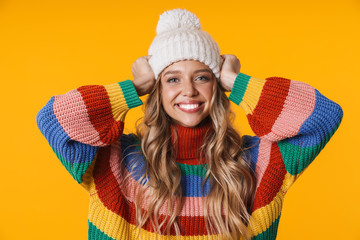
51, 147, 93, 184
177, 162, 208, 178
279, 126, 339, 176
229, 73, 251, 105
88, 220, 116, 240
251, 214, 281, 240
118, 80, 143, 109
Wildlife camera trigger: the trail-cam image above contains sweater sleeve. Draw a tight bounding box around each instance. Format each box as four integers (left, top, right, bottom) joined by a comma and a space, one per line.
229, 73, 343, 238
230, 72, 343, 179
36, 80, 142, 185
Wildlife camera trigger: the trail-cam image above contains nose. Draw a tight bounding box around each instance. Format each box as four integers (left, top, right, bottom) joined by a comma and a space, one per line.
181, 79, 198, 97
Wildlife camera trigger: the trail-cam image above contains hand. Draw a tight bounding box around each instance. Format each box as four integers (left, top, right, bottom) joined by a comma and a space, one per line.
132, 55, 156, 96
219, 54, 241, 91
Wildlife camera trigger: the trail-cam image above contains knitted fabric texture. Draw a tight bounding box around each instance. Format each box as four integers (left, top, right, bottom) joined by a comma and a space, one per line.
37, 73, 343, 239
148, 9, 222, 80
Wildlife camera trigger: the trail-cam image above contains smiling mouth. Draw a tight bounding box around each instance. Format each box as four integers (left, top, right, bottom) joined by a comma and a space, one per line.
175, 102, 204, 113
177, 103, 201, 109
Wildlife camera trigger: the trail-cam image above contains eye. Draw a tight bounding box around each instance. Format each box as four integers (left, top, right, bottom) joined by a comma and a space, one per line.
167, 78, 178, 83
196, 76, 210, 81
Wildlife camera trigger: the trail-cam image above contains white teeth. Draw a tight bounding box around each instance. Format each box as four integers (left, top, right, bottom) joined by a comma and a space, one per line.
178, 104, 200, 110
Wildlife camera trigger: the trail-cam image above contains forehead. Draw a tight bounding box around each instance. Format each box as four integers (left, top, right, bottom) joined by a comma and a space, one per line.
161, 60, 211, 75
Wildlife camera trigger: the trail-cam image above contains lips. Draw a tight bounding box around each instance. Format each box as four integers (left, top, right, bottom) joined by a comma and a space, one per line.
175, 101, 204, 113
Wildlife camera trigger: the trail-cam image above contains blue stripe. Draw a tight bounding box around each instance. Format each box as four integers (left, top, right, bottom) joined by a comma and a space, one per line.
242, 135, 260, 173
286, 90, 343, 147
181, 175, 210, 197
36, 97, 99, 183
120, 134, 211, 197
120, 134, 147, 185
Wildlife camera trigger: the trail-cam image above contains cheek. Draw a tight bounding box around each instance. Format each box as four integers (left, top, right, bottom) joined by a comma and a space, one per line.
161, 87, 177, 109
163, 84, 180, 100
201, 84, 214, 102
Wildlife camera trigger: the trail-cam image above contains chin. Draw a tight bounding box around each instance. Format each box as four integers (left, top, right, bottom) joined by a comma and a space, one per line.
175, 116, 210, 128
177, 121, 199, 128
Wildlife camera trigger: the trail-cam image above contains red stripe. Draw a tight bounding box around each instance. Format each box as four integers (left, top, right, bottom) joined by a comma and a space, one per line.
252, 142, 286, 211
78, 85, 123, 144
248, 77, 291, 137
93, 147, 210, 236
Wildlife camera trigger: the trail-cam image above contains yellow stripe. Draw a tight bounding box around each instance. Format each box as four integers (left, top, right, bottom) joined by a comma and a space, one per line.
281, 171, 298, 192
247, 172, 296, 237
240, 77, 266, 115
88, 192, 223, 239
80, 153, 97, 194
104, 83, 129, 122
83, 161, 299, 239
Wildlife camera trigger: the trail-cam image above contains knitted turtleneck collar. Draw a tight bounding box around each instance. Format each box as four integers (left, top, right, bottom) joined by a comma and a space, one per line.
170, 120, 213, 165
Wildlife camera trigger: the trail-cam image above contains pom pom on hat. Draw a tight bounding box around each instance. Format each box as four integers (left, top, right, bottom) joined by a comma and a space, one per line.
148, 9, 221, 80
156, 9, 201, 34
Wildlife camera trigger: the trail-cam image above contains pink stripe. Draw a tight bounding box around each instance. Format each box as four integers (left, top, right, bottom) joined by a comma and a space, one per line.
53, 89, 105, 146
179, 196, 204, 216
109, 143, 205, 217
255, 139, 272, 191
262, 81, 316, 141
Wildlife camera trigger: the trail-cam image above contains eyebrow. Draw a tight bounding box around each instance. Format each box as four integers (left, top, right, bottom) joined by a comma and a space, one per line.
163, 69, 212, 77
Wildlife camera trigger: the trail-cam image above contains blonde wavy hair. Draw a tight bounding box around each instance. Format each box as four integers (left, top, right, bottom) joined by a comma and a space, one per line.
125, 74, 256, 239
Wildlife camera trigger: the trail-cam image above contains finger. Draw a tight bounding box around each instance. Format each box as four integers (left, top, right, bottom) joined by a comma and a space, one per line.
220, 56, 225, 65
144, 55, 152, 61
221, 54, 229, 60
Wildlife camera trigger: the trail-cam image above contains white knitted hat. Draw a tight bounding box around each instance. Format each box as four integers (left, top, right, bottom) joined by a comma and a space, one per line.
148, 9, 222, 80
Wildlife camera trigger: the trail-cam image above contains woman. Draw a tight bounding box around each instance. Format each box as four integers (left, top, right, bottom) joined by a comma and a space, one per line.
36, 9, 343, 240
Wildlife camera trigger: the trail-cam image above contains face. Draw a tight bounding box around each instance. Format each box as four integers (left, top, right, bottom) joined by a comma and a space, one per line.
160, 60, 215, 128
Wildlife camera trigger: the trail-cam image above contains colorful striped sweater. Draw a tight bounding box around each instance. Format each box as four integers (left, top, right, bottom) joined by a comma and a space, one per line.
36, 73, 343, 239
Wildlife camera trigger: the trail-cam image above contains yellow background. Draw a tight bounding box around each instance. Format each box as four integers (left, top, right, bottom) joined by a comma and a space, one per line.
0, 0, 359, 239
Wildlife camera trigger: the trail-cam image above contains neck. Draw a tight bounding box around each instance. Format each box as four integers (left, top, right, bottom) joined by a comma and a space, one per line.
170, 121, 213, 165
